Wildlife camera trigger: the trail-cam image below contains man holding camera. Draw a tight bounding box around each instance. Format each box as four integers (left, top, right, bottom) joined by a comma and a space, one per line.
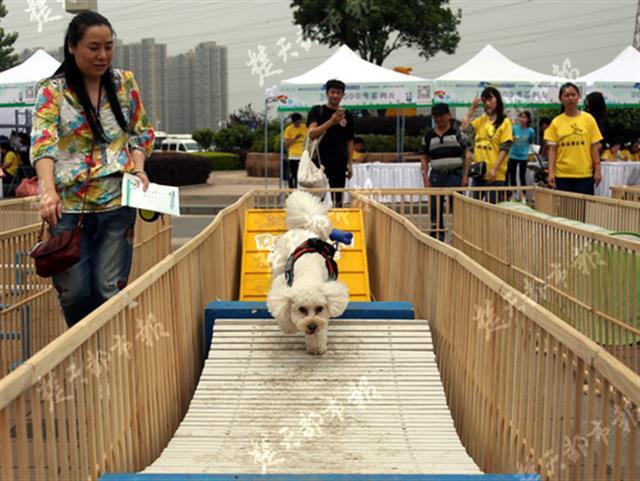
307, 79, 354, 206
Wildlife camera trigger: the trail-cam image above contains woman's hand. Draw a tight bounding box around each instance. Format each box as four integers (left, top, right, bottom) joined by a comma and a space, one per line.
593, 167, 602, 187
487, 168, 497, 182
134, 171, 149, 192
39, 188, 62, 226
547, 172, 556, 189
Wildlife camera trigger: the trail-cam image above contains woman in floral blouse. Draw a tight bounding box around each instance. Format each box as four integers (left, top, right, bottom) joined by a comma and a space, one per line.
30, 12, 154, 327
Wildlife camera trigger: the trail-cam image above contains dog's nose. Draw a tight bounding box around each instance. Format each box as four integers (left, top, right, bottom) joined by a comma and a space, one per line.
307, 323, 317, 333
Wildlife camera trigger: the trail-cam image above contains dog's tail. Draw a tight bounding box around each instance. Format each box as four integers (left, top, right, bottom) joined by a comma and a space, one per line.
285, 190, 333, 239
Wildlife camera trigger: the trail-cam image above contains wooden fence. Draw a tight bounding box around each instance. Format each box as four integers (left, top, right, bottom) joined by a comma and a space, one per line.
451, 193, 640, 373
0, 189, 637, 480
534, 188, 640, 233
611, 185, 640, 203
0, 199, 172, 377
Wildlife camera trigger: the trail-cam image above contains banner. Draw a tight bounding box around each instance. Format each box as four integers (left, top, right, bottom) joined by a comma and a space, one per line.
0, 82, 37, 106
593, 82, 640, 107
276, 82, 433, 110
432, 80, 584, 106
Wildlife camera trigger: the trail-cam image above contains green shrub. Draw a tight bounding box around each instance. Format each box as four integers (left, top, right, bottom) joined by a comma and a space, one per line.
146, 152, 211, 186
192, 128, 215, 149
214, 124, 255, 151
192, 152, 241, 170
359, 134, 422, 152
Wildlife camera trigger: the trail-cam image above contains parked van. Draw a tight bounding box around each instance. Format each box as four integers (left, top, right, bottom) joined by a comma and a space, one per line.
160, 137, 201, 153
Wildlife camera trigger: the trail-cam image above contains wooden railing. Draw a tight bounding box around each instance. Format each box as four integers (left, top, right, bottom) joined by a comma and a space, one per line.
611, 185, 640, 203
0, 200, 172, 377
351, 192, 639, 481
534, 187, 640, 232
0, 189, 637, 481
451, 193, 640, 373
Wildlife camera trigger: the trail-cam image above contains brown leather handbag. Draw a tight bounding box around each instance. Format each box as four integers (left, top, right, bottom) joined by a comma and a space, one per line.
29, 142, 93, 278
29, 217, 83, 277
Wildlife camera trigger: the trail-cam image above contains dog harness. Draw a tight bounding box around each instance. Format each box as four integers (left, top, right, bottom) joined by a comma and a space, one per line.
284, 238, 338, 287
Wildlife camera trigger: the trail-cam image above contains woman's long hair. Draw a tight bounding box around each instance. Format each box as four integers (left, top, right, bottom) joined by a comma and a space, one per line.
584, 91, 609, 141
53, 12, 128, 143
481, 86, 506, 129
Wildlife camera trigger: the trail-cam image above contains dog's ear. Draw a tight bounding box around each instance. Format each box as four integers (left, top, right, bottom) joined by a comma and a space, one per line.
267, 279, 292, 323
322, 281, 349, 317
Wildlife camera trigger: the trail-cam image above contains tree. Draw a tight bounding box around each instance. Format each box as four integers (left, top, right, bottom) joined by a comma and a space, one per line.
0, 0, 19, 70
291, 0, 460, 65
192, 128, 216, 150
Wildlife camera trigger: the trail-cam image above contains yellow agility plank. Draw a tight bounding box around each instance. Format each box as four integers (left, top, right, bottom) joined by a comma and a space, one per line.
240, 208, 371, 302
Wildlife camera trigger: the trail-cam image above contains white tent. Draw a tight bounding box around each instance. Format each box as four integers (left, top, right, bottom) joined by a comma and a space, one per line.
434, 44, 575, 105
276, 45, 433, 111
576, 46, 640, 107
0, 50, 60, 106
577, 46, 640, 84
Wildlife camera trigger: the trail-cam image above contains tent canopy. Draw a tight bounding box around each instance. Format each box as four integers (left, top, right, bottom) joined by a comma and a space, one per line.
0, 50, 60, 85
275, 45, 432, 110
282, 45, 426, 84
577, 46, 640, 84
436, 44, 559, 82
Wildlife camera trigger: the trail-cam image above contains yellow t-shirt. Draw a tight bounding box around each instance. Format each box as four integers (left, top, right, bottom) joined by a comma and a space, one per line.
284, 123, 308, 159
544, 112, 603, 178
2, 151, 20, 177
471, 115, 513, 181
353, 151, 366, 163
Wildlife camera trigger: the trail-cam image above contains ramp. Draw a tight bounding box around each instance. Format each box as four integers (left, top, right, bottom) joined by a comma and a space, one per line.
139, 317, 480, 475
239, 209, 371, 302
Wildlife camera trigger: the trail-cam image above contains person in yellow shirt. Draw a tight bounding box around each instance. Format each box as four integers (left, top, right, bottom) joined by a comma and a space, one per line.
461, 86, 513, 204
1, 140, 21, 196
283, 113, 308, 188
627, 140, 640, 161
544, 82, 602, 195
352, 137, 369, 163
601, 141, 624, 161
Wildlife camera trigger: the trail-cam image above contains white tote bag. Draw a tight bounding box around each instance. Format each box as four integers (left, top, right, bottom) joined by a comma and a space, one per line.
297, 134, 328, 190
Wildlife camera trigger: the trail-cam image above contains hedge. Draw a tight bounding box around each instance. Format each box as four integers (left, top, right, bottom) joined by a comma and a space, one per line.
359, 134, 422, 153
146, 152, 211, 186
192, 151, 241, 170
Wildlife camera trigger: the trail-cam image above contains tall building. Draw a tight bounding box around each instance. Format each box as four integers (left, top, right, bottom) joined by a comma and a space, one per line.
120, 38, 168, 132
167, 41, 228, 134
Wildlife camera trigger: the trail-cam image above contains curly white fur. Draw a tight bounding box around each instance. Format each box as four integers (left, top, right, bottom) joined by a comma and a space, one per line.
267, 191, 349, 355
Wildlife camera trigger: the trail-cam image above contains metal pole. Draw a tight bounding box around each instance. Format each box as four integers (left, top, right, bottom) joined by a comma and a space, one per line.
396, 108, 400, 162
279, 112, 285, 189
264, 98, 269, 189
400, 112, 406, 162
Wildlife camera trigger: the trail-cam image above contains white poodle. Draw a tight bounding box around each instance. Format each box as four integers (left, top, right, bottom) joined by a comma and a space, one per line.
267, 191, 350, 355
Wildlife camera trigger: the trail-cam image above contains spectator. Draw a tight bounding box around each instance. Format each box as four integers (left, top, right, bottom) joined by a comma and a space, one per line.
508, 111, 534, 200
30, 11, 154, 327
283, 113, 308, 188
461, 86, 513, 204
538, 116, 551, 161
601, 140, 623, 161
1, 140, 21, 196
307, 79, 354, 206
625, 139, 640, 161
544, 82, 602, 195
584, 91, 609, 147
352, 137, 369, 163
421, 102, 468, 241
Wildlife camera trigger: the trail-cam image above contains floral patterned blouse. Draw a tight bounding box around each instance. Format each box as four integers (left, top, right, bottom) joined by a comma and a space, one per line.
30, 69, 154, 212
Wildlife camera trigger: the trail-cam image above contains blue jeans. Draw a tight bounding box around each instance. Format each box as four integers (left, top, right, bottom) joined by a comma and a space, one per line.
429, 169, 463, 241
471, 177, 506, 204
50, 207, 136, 327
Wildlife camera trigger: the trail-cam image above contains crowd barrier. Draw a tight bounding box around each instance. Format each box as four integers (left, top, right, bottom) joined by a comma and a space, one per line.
0, 198, 172, 376
611, 185, 640, 203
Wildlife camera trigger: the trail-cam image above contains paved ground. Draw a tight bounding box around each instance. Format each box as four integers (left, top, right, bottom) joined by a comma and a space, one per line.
172, 170, 278, 249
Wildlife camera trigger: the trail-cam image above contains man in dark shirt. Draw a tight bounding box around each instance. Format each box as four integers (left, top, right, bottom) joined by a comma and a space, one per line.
307, 79, 354, 206
421, 103, 469, 241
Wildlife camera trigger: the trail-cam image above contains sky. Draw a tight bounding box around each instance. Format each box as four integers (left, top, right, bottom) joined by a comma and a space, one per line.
2, 0, 638, 114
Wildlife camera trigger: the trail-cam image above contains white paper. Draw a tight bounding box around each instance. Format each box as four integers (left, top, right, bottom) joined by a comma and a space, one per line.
121, 173, 180, 216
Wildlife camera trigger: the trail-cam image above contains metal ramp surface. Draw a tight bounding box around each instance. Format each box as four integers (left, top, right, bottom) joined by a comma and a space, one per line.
140, 318, 481, 475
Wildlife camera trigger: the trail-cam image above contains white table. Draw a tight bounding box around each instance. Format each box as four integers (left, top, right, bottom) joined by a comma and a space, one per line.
596, 162, 640, 197
346, 162, 425, 203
